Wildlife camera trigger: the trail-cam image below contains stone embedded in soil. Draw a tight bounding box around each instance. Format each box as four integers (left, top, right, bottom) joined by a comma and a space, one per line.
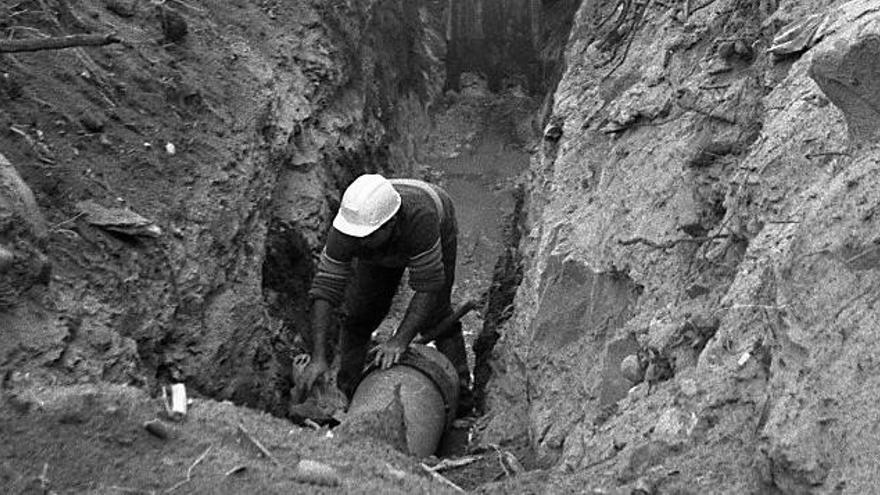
809, 11, 880, 141
143, 418, 174, 440
79, 112, 106, 133
104, 0, 137, 18
160, 7, 188, 43
599, 336, 642, 405
620, 354, 644, 384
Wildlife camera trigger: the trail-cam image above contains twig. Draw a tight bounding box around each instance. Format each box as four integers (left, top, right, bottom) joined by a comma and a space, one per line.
49, 212, 86, 231
426, 455, 480, 472
419, 463, 465, 493
725, 304, 789, 312
38, 463, 50, 490
845, 245, 879, 266
108, 485, 156, 494
805, 151, 851, 159
3, 26, 51, 37
236, 423, 281, 466
699, 83, 730, 90
618, 233, 730, 250
164, 445, 212, 493
0, 33, 120, 53
224, 465, 247, 477
492, 445, 511, 478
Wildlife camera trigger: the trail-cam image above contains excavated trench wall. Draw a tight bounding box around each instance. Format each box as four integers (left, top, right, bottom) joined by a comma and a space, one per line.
482, 0, 880, 492
0, 0, 446, 418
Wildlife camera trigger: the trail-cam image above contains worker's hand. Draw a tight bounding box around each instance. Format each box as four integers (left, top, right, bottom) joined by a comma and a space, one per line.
370, 338, 407, 370
301, 358, 330, 392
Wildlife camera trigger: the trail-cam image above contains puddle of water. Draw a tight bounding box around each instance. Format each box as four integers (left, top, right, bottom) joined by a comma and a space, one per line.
431, 129, 530, 303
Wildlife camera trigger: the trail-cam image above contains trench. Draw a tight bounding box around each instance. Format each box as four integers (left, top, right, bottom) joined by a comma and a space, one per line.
251, 0, 580, 478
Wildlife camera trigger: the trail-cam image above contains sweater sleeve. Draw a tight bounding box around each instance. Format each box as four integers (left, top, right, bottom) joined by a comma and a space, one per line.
406, 210, 446, 292
308, 232, 353, 305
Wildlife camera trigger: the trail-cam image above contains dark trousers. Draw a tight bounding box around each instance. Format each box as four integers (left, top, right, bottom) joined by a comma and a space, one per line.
337, 244, 471, 404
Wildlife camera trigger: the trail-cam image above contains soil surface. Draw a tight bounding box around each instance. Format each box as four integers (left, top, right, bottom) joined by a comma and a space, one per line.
0, 381, 454, 494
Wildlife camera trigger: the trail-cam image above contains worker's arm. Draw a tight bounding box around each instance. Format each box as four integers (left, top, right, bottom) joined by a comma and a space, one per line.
396, 290, 438, 346
298, 298, 334, 394
371, 289, 439, 369
301, 236, 353, 391
310, 298, 334, 366
372, 200, 447, 369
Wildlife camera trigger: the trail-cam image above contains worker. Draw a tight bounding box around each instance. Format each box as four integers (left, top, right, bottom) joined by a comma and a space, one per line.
301, 173, 472, 416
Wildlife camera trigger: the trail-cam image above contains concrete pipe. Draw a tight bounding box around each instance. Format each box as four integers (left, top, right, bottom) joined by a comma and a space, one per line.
347, 344, 459, 457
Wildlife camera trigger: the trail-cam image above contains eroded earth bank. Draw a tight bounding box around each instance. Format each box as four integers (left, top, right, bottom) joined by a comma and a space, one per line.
1, 0, 879, 493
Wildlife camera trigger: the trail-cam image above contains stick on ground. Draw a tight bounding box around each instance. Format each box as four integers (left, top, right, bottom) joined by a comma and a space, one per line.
236, 423, 281, 466
164, 445, 212, 493
420, 463, 465, 493
0, 33, 121, 53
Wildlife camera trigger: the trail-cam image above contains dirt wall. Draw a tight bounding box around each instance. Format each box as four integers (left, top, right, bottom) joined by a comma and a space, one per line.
0, 0, 446, 417
481, 0, 880, 492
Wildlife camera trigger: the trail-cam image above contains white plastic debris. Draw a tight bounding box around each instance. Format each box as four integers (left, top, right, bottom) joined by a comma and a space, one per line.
170, 383, 187, 418
737, 351, 752, 368
165, 142, 176, 155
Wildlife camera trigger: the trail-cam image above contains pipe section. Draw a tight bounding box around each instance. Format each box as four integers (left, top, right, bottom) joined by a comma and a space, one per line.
347, 344, 460, 457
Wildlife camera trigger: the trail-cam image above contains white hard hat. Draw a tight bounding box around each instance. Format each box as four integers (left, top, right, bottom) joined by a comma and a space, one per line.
332, 174, 401, 237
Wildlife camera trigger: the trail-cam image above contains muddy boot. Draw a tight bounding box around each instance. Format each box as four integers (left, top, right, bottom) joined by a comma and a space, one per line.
434, 321, 473, 417
456, 383, 475, 418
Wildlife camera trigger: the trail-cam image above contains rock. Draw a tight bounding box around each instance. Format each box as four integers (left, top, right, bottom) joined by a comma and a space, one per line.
734, 40, 753, 59
543, 122, 563, 141
768, 13, 832, 59
79, 112, 106, 133
1, 72, 23, 100
0, 153, 50, 310
0, 152, 48, 238
0, 245, 13, 272
104, 0, 137, 17
160, 7, 188, 43
717, 41, 735, 59
678, 377, 698, 397
809, 10, 880, 141
632, 476, 656, 495
143, 418, 173, 440
599, 335, 642, 406
75, 200, 162, 238
621, 354, 645, 383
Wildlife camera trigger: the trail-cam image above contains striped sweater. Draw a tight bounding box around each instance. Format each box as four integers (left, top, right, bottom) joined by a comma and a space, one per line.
308, 180, 456, 305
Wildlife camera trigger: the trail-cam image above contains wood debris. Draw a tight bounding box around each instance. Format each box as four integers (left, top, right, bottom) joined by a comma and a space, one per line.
236, 423, 281, 466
